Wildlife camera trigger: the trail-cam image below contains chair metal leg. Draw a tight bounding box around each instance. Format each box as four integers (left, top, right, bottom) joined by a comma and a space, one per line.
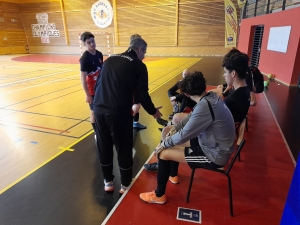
186, 169, 195, 203
237, 146, 241, 162
227, 175, 234, 217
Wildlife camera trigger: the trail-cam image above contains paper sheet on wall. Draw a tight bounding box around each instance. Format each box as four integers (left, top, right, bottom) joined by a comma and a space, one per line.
267, 26, 292, 53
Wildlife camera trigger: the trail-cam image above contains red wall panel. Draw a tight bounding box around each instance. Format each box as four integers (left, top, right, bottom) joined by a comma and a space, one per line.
238, 7, 300, 85
292, 38, 300, 85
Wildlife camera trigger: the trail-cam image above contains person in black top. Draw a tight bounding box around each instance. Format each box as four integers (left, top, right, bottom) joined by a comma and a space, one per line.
79, 32, 103, 136
129, 34, 147, 130
215, 48, 257, 106
93, 37, 162, 193
221, 50, 251, 123
168, 69, 196, 118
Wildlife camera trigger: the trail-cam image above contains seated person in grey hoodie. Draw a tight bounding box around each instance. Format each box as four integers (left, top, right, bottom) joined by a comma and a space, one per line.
139, 71, 236, 204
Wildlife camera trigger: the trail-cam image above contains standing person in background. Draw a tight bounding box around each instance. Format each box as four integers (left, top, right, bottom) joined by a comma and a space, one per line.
93, 37, 162, 194
79, 31, 103, 139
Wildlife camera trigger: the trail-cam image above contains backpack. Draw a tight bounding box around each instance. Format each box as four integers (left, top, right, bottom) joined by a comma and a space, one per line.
249, 66, 264, 93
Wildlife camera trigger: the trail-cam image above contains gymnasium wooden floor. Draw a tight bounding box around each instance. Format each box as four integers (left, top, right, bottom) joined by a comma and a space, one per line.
0, 54, 200, 194
0, 54, 296, 225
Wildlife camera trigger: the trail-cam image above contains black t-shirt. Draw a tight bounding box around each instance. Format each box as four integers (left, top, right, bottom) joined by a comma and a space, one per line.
79, 50, 103, 95
224, 86, 250, 123
245, 67, 254, 92
167, 81, 180, 97
93, 49, 156, 115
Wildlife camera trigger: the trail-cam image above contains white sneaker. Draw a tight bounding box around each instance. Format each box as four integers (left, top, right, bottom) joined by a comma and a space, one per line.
104, 180, 114, 192
119, 184, 128, 194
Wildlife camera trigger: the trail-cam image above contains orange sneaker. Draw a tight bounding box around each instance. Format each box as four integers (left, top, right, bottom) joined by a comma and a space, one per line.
169, 176, 179, 184
139, 191, 166, 204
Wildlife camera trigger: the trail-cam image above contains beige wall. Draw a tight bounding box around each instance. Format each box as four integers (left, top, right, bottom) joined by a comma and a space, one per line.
0, 1, 28, 54
1, 0, 240, 56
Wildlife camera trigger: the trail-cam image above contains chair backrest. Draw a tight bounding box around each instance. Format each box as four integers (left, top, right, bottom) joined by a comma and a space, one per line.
237, 118, 246, 146
225, 139, 246, 174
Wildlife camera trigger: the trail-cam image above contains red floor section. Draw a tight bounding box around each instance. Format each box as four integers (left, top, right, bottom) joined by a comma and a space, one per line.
11, 54, 164, 64
105, 93, 295, 225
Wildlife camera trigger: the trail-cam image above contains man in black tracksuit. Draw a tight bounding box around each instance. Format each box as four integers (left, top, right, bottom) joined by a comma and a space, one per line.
93, 37, 162, 193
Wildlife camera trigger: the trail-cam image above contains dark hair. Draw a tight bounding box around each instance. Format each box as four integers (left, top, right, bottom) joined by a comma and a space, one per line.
80, 32, 94, 42
180, 71, 206, 96
222, 52, 249, 79
225, 48, 241, 57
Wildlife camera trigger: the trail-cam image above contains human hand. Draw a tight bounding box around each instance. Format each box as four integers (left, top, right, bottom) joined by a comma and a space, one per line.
152, 106, 163, 119
132, 104, 141, 116
166, 127, 177, 137
154, 143, 166, 158
86, 95, 92, 104
224, 85, 233, 92
170, 96, 176, 102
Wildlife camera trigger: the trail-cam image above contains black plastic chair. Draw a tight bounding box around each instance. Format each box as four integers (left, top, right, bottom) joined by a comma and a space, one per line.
186, 139, 246, 217
236, 118, 246, 162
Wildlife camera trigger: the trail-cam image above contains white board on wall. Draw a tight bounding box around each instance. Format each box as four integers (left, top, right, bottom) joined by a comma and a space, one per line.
267, 26, 291, 53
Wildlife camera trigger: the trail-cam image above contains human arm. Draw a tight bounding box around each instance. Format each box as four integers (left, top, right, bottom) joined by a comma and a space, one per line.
250, 92, 257, 106
162, 101, 213, 148
167, 82, 180, 98
209, 85, 232, 98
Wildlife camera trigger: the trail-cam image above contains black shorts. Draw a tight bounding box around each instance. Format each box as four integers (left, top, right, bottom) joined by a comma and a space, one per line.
185, 137, 222, 170
89, 95, 94, 110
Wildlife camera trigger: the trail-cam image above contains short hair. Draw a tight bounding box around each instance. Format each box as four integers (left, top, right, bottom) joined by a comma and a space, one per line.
180, 71, 206, 96
129, 37, 147, 51
222, 52, 249, 79
225, 48, 241, 57
130, 34, 141, 42
80, 32, 94, 42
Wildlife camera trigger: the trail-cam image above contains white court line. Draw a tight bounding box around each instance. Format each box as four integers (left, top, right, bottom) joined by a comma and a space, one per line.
101, 151, 155, 225
0, 75, 78, 96
263, 92, 296, 166
0, 70, 77, 87
2, 65, 77, 71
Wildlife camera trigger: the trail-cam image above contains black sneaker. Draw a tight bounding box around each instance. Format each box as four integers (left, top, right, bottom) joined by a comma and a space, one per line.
144, 162, 158, 172
156, 118, 168, 127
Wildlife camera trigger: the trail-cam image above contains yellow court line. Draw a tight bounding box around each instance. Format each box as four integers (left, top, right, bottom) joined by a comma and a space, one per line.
0, 57, 201, 195
149, 58, 201, 94
0, 130, 93, 195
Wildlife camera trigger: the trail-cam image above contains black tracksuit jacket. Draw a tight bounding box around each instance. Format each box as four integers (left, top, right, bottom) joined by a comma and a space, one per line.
93, 49, 156, 115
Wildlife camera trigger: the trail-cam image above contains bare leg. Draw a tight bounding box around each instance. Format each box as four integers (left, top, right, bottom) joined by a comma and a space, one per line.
161, 125, 173, 140
159, 147, 187, 164
171, 112, 188, 124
